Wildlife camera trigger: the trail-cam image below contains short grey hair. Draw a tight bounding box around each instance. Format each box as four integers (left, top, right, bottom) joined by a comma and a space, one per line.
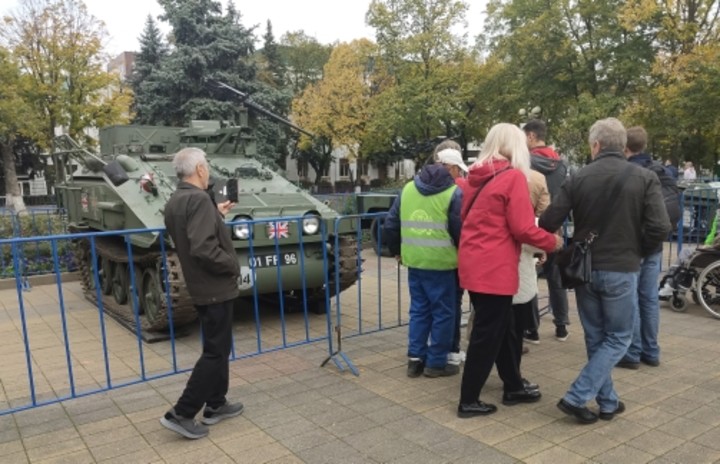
173, 148, 208, 179
588, 118, 627, 153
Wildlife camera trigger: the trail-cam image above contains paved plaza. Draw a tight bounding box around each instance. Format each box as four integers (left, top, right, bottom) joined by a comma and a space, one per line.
2, 251, 720, 463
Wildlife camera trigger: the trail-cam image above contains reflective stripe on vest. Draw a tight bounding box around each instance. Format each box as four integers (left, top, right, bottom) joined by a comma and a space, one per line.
399, 182, 458, 270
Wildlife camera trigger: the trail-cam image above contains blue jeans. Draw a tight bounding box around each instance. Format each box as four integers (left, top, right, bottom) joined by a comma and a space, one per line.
623, 252, 662, 363
564, 270, 638, 412
407, 268, 457, 369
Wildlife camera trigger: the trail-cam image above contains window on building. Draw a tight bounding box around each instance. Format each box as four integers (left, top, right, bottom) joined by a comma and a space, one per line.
358, 160, 370, 176
339, 159, 351, 178
297, 159, 309, 178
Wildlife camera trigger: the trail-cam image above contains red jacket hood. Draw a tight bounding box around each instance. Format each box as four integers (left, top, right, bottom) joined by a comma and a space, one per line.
530, 146, 560, 160
467, 159, 512, 190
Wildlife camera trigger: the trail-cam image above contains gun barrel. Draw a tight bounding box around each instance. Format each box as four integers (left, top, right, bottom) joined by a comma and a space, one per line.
213, 81, 314, 138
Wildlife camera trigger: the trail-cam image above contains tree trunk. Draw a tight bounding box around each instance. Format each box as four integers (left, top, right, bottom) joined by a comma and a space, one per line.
1, 139, 26, 214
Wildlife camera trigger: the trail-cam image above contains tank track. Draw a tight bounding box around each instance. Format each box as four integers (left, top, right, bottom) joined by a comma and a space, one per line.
74, 235, 197, 332
330, 235, 362, 296
75, 232, 359, 327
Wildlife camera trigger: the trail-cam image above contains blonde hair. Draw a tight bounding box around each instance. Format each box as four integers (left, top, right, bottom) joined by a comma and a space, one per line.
472, 123, 530, 178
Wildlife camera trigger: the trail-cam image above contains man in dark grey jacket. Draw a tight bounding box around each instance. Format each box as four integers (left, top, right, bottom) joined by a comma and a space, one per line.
540, 118, 671, 424
160, 148, 243, 439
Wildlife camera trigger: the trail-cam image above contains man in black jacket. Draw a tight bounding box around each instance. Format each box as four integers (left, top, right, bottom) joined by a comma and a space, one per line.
160, 148, 243, 439
618, 127, 679, 369
524, 119, 571, 343
540, 118, 671, 424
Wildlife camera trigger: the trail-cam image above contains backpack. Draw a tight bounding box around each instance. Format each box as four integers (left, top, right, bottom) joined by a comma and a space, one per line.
646, 161, 682, 231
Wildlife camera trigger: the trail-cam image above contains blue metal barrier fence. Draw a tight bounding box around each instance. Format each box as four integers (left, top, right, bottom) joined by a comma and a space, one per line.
3, 180, 716, 415
0, 214, 360, 416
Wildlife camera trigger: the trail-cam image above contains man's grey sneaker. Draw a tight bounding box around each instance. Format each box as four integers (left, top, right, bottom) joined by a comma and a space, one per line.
423, 364, 460, 378
201, 401, 244, 425
555, 325, 569, 342
160, 409, 209, 439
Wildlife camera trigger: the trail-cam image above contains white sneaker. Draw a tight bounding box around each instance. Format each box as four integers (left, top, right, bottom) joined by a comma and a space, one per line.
658, 282, 674, 297
448, 352, 463, 365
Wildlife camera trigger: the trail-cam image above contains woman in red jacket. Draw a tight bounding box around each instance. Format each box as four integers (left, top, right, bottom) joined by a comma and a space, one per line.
457, 123, 563, 418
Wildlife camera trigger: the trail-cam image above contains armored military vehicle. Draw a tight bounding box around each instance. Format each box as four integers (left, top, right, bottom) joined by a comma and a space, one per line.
53, 84, 360, 333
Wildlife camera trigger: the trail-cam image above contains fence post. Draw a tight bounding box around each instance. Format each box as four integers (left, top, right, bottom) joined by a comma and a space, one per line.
320, 217, 359, 376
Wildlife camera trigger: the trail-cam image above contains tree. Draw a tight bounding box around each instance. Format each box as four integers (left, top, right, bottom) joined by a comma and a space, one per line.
292, 39, 386, 184
621, 0, 720, 165
0, 48, 39, 213
131, 15, 168, 124
1, 0, 132, 148
481, 0, 657, 159
279, 31, 333, 94
259, 20, 286, 88
141, 0, 258, 125
364, 0, 478, 165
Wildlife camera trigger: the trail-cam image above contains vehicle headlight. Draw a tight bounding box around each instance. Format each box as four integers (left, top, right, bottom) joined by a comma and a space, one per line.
302, 215, 320, 235
231, 216, 252, 240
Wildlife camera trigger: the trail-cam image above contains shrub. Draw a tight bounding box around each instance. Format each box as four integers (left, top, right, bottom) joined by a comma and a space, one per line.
0, 212, 77, 278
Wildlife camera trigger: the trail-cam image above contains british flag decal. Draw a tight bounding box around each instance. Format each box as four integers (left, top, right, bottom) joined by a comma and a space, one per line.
267, 221, 289, 239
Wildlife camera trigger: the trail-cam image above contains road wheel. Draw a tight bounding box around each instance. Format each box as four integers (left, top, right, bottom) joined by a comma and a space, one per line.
140, 267, 164, 326
99, 256, 113, 295
111, 262, 129, 305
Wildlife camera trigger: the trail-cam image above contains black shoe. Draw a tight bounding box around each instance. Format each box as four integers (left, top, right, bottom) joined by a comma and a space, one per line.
503, 388, 542, 406
640, 356, 660, 367
524, 330, 540, 345
457, 401, 498, 418
522, 378, 539, 391
599, 401, 625, 421
407, 359, 425, 378
616, 360, 640, 370
555, 325, 569, 342
423, 364, 460, 378
557, 399, 598, 424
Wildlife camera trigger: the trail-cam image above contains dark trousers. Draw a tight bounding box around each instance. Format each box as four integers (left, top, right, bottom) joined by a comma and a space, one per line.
512, 300, 534, 368
174, 299, 234, 418
543, 253, 570, 326
452, 284, 463, 353
527, 296, 540, 333
460, 292, 523, 404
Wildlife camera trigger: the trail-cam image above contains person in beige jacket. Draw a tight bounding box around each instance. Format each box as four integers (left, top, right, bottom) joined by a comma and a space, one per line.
511, 170, 550, 392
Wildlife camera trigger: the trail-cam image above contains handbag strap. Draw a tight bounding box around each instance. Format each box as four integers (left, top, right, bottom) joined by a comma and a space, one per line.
463, 166, 512, 216
586, 167, 633, 243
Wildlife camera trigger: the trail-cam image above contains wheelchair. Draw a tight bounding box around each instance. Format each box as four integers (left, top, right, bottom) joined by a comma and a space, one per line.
658, 245, 720, 319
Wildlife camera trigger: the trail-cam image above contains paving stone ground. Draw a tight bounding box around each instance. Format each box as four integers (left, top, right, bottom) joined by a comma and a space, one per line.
3, 248, 720, 463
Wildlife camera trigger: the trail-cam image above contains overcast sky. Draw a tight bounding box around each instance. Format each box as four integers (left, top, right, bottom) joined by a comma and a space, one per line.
0, 0, 487, 56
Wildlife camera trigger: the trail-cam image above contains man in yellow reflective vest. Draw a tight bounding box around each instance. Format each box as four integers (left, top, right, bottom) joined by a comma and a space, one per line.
384, 161, 464, 377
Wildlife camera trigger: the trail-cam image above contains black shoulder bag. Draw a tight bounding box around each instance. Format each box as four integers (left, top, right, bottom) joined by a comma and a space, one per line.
556, 168, 632, 289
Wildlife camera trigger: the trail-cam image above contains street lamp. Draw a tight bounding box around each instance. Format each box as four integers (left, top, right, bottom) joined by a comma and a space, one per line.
518, 106, 542, 123
518, 106, 542, 130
